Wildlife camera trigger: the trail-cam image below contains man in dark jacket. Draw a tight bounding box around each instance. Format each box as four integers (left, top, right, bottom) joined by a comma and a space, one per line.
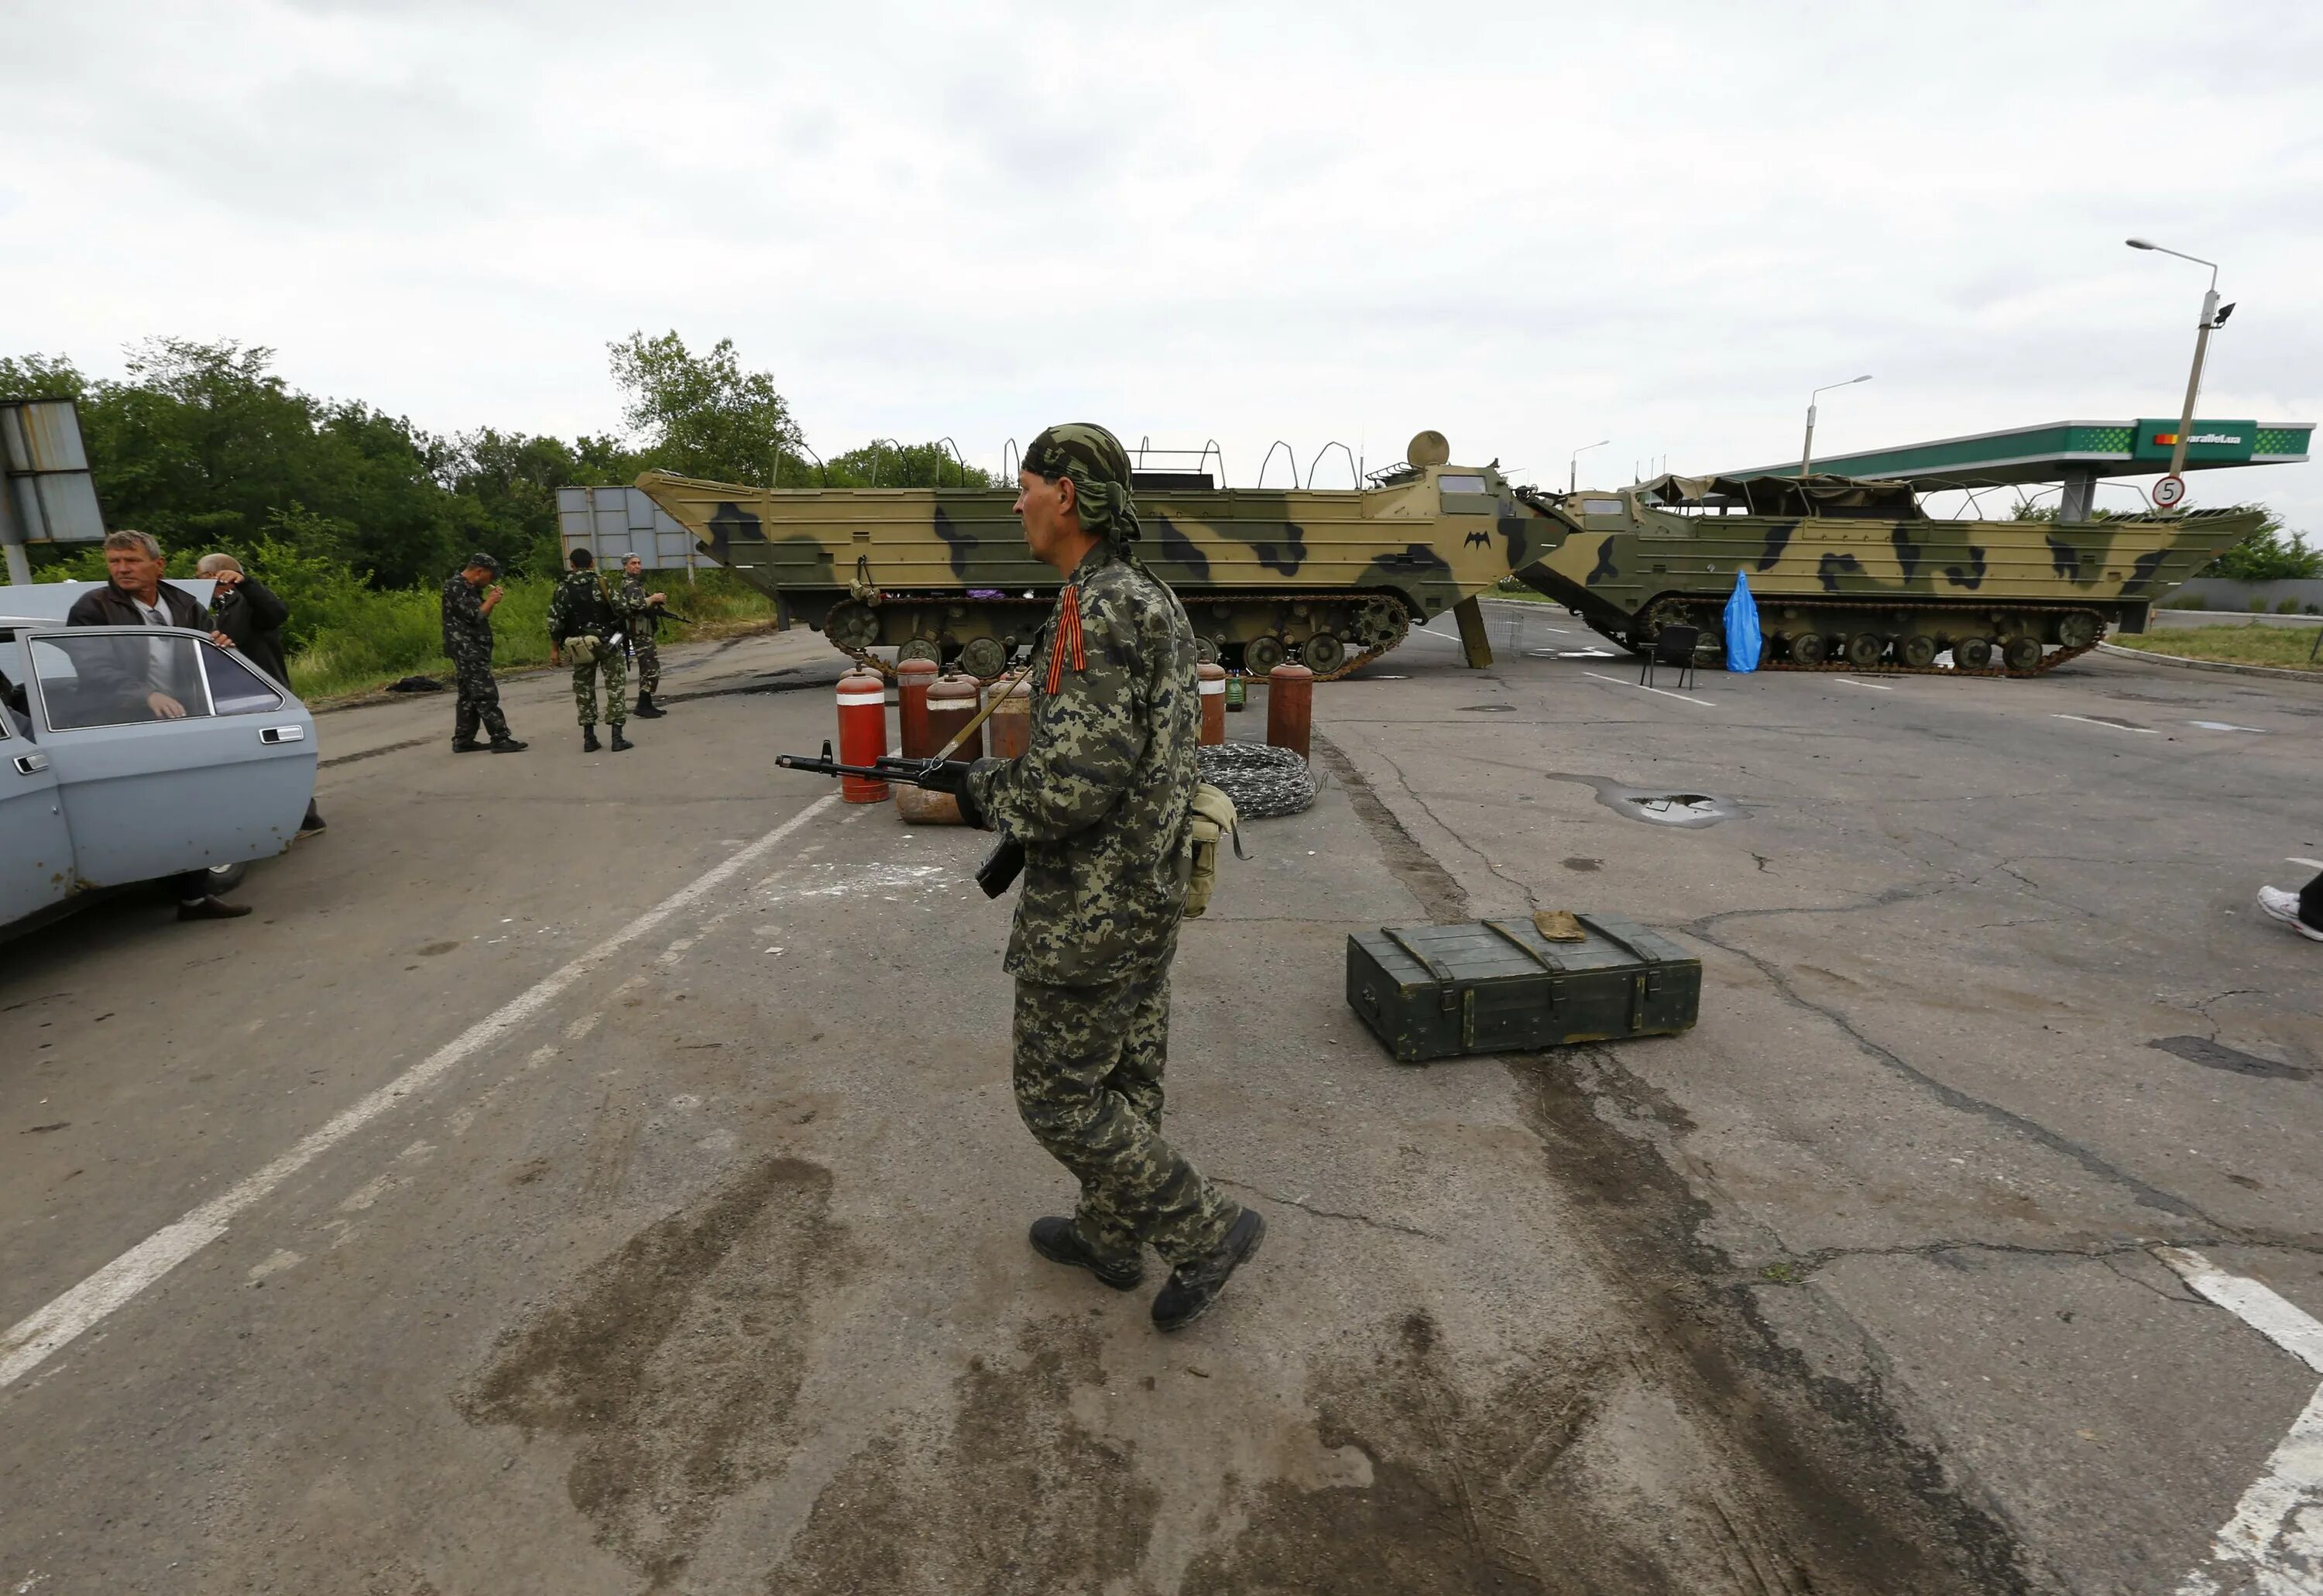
64, 530, 251, 920
196, 553, 291, 683
199, 553, 323, 836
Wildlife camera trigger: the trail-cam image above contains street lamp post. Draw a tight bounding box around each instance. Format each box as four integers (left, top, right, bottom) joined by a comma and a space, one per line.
1569, 439, 1610, 493
2126, 238, 2232, 485
1800, 375, 1872, 477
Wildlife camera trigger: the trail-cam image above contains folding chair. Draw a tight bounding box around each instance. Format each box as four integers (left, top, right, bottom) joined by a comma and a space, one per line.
1641, 625, 1700, 690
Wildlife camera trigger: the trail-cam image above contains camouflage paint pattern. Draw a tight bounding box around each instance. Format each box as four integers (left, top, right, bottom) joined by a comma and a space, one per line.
637, 451, 2254, 674
637, 455, 1553, 674
1012, 972, 1237, 1268
1516, 486, 2263, 653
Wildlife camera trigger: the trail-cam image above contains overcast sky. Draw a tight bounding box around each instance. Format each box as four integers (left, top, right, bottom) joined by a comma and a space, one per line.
9, 0, 2320, 527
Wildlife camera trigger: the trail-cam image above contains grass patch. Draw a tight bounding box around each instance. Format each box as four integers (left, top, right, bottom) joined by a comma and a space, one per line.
27, 545, 782, 703
290, 570, 780, 702
2112, 623, 2323, 674
1485, 578, 1563, 604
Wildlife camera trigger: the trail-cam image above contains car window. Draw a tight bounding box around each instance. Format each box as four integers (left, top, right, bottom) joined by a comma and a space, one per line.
32, 631, 215, 730
202, 642, 287, 715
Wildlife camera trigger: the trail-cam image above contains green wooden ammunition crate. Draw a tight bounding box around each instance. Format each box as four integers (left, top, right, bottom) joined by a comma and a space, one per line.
1345, 915, 1700, 1063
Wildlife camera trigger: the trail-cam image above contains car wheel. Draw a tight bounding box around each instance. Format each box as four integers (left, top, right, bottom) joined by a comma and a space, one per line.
206, 860, 249, 895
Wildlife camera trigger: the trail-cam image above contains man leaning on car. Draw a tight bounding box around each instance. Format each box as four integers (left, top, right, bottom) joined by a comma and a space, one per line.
64, 530, 252, 921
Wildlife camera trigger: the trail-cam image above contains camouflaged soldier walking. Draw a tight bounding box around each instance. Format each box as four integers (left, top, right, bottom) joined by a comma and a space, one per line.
959, 422, 1264, 1333
440, 553, 526, 753
547, 547, 630, 752
616, 553, 669, 719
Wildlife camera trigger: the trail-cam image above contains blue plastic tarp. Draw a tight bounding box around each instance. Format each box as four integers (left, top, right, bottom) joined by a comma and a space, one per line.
1723, 569, 1762, 673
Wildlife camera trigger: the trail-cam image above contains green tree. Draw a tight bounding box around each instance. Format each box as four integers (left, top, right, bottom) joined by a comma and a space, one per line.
824, 439, 997, 489
607, 331, 800, 486
2197, 508, 2322, 581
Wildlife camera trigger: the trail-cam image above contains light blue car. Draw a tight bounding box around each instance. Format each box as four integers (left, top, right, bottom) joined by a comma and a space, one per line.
1, 613, 317, 935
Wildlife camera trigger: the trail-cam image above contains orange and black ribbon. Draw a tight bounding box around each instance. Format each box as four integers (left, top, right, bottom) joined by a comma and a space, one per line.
1045, 585, 1086, 695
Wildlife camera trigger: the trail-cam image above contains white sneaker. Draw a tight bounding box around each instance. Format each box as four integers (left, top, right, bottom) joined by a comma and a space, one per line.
2256, 885, 2323, 942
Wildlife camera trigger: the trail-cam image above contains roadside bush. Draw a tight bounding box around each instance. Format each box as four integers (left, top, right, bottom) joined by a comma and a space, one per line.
30, 547, 776, 702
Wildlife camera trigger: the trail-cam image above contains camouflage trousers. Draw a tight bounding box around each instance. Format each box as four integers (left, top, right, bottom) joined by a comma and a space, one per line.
451, 663, 511, 743
631, 638, 660, 696
1012, 973, 1237, 1268
571, 644, 627, 727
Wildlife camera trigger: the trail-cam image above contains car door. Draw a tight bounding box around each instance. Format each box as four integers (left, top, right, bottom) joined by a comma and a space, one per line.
26, 626, 317, 888
0, 632, 77, 924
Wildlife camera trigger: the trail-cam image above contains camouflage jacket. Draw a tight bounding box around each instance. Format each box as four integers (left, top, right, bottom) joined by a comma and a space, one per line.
546, 571, 618, 644
441, 575, 495, 661
616, 575, 663, 637
967, 544, 1200, 987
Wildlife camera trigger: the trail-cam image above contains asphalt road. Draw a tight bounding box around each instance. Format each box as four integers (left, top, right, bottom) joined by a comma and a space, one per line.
4, 609, 2319, 1594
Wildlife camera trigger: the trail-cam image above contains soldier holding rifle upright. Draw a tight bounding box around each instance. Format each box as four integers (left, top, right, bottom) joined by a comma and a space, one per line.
956, 423, 1263, 1332
616, 552, 671, 719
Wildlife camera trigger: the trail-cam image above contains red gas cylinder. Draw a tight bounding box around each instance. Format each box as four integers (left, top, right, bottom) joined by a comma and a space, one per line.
928, 673, 984, 760
1265, 662, 1313, 763
896, 657, 939, 757
835, 668, 890, 802
1196, 661, 1227, 746
987, 676, 1033, 760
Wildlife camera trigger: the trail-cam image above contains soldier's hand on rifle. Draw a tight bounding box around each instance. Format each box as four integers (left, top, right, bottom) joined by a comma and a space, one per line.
648, 592, 666, 606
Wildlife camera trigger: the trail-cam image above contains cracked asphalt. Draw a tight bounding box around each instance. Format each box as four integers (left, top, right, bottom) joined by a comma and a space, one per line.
3, 606, 2319, 1594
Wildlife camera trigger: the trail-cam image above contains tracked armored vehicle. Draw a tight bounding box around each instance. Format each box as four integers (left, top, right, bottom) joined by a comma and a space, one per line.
636, 437, 2258, 681
1511, 473, 2260, 675
635, 432, 1553, 679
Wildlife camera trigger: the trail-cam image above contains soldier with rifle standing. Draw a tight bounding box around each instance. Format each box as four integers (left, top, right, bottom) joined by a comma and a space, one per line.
784, 424, 1262, 1332
616, 552, 671, 719
547, 546, 631, 753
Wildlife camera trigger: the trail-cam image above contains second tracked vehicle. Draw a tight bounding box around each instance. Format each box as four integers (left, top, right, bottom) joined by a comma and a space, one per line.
1511, 473, 2260, 675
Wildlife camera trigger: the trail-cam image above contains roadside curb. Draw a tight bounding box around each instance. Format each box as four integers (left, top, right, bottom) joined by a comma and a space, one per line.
2097, 641, 2323, 683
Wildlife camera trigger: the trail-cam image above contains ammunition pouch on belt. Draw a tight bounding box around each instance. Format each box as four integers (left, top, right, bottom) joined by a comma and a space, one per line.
565, 634, 604, 667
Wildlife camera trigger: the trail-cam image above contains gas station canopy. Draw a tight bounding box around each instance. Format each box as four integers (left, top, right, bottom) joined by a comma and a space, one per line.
1721, 418, 2311, 517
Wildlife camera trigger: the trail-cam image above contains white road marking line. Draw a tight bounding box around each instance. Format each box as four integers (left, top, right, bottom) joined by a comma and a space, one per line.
2052, 713, 2160, 734
1581, 670, 1715, 708
2156, 1248, 2323, 1593
1832, 678, 1894, 691
2190, 720, 2267, 733
2289, 858, 2323, 873
0, 792, 842, 1391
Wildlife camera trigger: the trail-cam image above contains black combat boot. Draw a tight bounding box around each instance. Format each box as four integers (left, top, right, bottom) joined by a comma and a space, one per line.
582, 726, 600, 752
633, 692, 664, 719
451, 739, 485, 753
1150, 1206, 1265, 1332
488, 737, 527, 753
609, 726, 633, 752
1028, 1217, 1144, 1291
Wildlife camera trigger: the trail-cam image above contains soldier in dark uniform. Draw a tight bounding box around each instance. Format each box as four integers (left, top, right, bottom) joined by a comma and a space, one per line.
959, 423, 1263, 1333
616, 553, 669, 719
546, 547, 630, 752
440, 553, 526, 753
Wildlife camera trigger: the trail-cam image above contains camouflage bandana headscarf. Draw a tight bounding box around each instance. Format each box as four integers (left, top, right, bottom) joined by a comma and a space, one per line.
1022, 422, 1141, 550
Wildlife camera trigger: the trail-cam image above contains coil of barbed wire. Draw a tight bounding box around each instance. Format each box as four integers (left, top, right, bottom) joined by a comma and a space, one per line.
1196, 742, 1316, 819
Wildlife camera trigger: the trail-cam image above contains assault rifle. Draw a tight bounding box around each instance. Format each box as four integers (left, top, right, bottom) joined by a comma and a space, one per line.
775, 741, 1024, 898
